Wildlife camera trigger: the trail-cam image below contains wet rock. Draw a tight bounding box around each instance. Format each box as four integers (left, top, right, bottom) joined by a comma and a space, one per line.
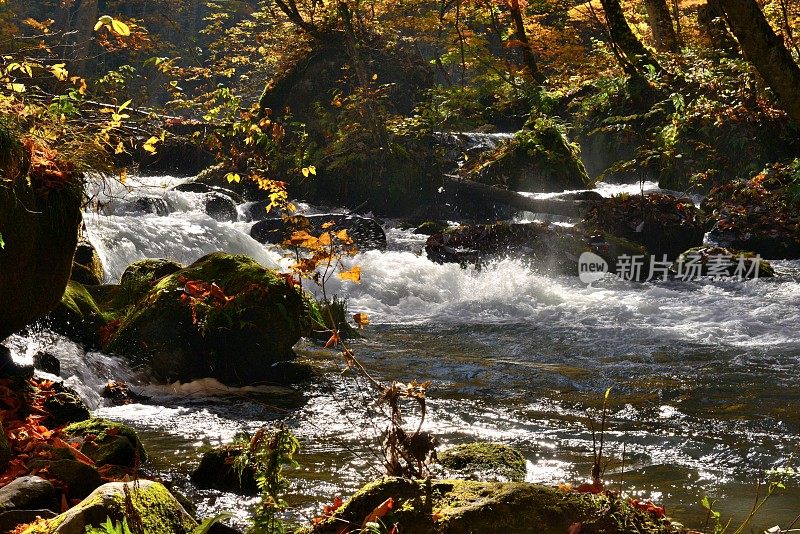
32, 351, 60, 376
0, 476, 58, 513
190, 445, 258, 494
23, 480, 198, 534
70, 238, 104, 286
459, 123, 591, 193
0, 346, 34, 381
414, 220, 449, 236
0, 122, 82, 340
43, 385, 90, 427
306, 477, 678, 534
203, 191, 238, 223
426, 222, 646, 276
437, 443, 526, 482
672, 246, 774, 279
134, 135, 215, 177
42, 281, 109, 348
132, 195, 170, 216
581, 193, 705, 260
171, 182, 244, 204
26, 459, 102, 499
117, 258, 185, 308
251, 214, 387, 251
101, 381, 148, 406
63, 418, 147, 468
106, 253, 316, 386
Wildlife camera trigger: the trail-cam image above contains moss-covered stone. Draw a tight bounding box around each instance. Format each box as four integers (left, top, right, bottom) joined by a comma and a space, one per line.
21, 480, 198, 534
0, 421, 11, 472
306, 477, 681, 534
106, 252, 310, 385
70, 239, 104, 286
43, 385, 90, 427
63, 418, 147, 467
26, 459, 101, 499
414, 220, 449, 236
44, 281, 112, 347
438, 443, 526, 482
190, 445, 258, 494
673, 246, 774, 278
460, 119, 591, 193
0, 120, 82, 340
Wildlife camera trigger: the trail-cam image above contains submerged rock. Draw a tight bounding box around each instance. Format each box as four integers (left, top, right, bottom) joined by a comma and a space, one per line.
251, 214, 387, 251
306, 477, 679, 534
203, 191, 238, 223
20, 480, 198, 534
106, 253, 315, 385
437, 443, 526, 482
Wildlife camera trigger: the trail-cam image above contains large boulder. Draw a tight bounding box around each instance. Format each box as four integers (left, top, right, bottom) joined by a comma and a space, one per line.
20, 480, 198, 534
251, 214, 387, 251
63, 418, 147, 468
306, 478, 678, 534
580, 193, 705, 260
701, 161, 800, 259
0, 123, 82, 340
0, 476, 58, 514
105, 253, 316, 385
459, 121, 591, 193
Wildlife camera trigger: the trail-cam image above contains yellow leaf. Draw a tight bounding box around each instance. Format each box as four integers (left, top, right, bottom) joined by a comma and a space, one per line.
371, 73, 378, 80
353, 312, 369, 328
339, 266, 361, 282
50, 63, 68, 81
115, 141, 125, 154
308, 165, 316, 176
321, 221, 335, 229
225, 173, 241, 184
119, 169, 127, 184
301, 167, 310, 178
142, 136, 159, 154
111, 19, 131, 37
93, 20, 104, 31
318, 232, 332, 246
7, 83, 25, 93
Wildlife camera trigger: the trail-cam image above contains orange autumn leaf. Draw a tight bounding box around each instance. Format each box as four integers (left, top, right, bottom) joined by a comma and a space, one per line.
362, 497, 393, 527
324, 331, 341, 348
353, 313, 369, 328
339, 266, 361, 282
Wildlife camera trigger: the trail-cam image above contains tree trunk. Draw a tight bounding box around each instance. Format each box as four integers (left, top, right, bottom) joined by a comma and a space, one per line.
599, 0, 661, 73
697, 0, 738, 57
508, 0, 545, 83
713, 0, 800, 126
643, 0, 678, 52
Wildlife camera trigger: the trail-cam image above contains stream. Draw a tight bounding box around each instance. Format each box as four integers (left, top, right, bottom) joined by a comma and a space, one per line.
6, 169, 800, 530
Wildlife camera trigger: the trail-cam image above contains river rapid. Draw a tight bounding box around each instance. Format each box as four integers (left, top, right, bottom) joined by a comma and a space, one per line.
7, 172, 800, 530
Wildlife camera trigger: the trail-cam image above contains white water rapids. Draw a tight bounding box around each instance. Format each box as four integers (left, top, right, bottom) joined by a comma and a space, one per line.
7, 170, 800, 529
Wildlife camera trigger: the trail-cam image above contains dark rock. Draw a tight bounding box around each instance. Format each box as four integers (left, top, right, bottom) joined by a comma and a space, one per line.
101, 380, 149, 406
106, 253, 317, 386
191, 445, 258, 494
134, 136, 215, 177
204, 191, 238, 223
0, 420, 11, 472
171, 182, 244, 204
32, 351, 60, 376
43, 385, 90, 427
438, 443, 527, 482
26, 459, 102, 499
581, 193, 705, 260
63, 418, 147, 468
251, 214, 387, 251
0, 509, 57, 532
0, 122, 82, 340
672, 246, 774, 279
414, 220, 449, 236
133, 195, 170, 216
0, 476, 58, 512
70, 238, 104, 286
42, 281, 109, 348
207, 522, 244, 534
0, 346, 34, 380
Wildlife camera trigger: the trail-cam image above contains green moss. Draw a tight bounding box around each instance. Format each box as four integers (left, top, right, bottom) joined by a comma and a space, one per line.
438, 442, 526, 482
306, 478, 682, 534
414, 220, 449, 236
64, 418, 147, 466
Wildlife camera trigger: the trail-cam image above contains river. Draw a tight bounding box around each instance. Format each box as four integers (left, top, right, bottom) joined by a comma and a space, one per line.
6, 172, 800, 531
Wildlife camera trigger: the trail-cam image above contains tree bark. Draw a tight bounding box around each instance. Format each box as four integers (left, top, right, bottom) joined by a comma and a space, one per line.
697, 0, 738, 57
508, 0, 545, 83
599, 0, 661, 74
643, 0, 678, 52
713, 0, 800, 126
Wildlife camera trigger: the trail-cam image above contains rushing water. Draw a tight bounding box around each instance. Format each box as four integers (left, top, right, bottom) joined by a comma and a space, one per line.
7, 173, 800, 530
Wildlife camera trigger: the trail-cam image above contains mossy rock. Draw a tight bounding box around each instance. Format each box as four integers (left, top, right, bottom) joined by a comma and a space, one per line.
0, 120, 82, 339
306, 477, 681, 534
414, 220, 449, 236
70, 239, 104, 286
44, 281, 113, 347
460, 120, 591, 193
673, 246, 774, 279
43, 385, 90, 427
117, 258, 185, 308
21, 480, 197, 534
26, 459, 101, 499
438, 443, 526, 482
106, 252, 311, 386
190, 445, 258, 494
63, 418, 147, 467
